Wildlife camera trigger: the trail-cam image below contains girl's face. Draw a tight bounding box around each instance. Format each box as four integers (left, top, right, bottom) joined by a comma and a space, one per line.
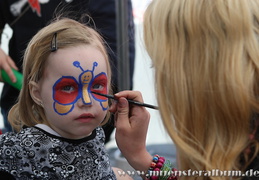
38, 45, 109, 139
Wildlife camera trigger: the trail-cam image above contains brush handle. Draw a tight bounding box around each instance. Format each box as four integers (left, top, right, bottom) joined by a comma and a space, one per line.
127, 99, 158, 110
1, 69, 23, 90
91, 91, 159, 110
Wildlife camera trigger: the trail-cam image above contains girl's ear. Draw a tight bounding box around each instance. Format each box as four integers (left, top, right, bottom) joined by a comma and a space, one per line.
29, 81, 42, 106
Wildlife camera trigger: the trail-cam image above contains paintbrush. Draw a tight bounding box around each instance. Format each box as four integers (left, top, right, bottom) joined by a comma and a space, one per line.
91, 91, 159, 110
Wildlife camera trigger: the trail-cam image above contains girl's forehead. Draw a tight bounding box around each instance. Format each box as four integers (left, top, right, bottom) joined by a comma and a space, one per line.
43, 46, 108, 79
47, 46, 107, 70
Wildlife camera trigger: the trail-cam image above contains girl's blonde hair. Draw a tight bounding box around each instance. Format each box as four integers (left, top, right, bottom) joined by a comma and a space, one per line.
8, 18, 112, 131
144, 0, 259, 179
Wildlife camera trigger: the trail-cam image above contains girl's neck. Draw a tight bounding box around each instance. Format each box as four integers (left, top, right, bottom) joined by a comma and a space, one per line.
35, 124, 61, 137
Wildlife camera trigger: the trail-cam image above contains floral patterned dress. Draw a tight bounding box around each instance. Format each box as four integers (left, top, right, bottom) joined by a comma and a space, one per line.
0, 126, 115, 180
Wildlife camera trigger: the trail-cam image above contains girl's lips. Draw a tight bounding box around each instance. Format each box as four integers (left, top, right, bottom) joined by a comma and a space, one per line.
75, 113, 94, 123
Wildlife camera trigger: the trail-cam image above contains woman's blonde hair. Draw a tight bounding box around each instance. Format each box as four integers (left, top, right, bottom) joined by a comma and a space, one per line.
144, 0, 259, 179
8, 18, 112, 131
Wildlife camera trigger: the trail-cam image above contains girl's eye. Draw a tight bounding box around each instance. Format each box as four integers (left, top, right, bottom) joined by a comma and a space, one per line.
92, 83, 103, 90
54, 77, 79, 94
61, 85, 76, 93
53, 77, 79, 104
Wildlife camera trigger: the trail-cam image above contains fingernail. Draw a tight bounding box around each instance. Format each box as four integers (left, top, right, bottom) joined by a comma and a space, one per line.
118, 98, 127, 108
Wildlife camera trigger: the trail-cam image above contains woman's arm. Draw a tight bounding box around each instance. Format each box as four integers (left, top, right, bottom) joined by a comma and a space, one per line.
110, 90, 153, 173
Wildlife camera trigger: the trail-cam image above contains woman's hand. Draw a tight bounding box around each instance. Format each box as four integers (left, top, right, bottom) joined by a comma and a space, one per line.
109, 90, 152, 172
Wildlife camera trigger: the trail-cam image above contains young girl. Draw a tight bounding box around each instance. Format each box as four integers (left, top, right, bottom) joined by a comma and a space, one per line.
0, 18, 129, 179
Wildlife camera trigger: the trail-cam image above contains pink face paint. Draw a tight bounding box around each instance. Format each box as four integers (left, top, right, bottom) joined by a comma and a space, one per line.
53, 77, 79, 104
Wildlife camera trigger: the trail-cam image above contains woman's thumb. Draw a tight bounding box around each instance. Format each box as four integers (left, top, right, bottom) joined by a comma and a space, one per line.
116, 98, 129, 119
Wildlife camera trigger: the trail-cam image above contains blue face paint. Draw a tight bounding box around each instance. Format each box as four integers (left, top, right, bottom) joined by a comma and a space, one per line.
52, 61, 108, 115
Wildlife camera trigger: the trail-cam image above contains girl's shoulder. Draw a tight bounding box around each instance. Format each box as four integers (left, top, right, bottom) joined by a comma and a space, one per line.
0, 126, 43, 147
0, 126, 104, 149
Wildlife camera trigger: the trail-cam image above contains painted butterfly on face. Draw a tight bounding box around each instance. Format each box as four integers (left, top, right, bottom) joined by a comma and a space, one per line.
52, 61, 109, 115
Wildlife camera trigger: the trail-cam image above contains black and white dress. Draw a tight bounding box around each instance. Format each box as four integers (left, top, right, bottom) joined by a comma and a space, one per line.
0, 125, 116, 180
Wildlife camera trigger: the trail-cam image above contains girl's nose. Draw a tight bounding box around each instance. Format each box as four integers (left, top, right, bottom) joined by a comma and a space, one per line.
78, 85, 92, 106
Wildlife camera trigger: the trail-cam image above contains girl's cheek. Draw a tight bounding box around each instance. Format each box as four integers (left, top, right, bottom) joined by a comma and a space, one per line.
54, 90, 78, 104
